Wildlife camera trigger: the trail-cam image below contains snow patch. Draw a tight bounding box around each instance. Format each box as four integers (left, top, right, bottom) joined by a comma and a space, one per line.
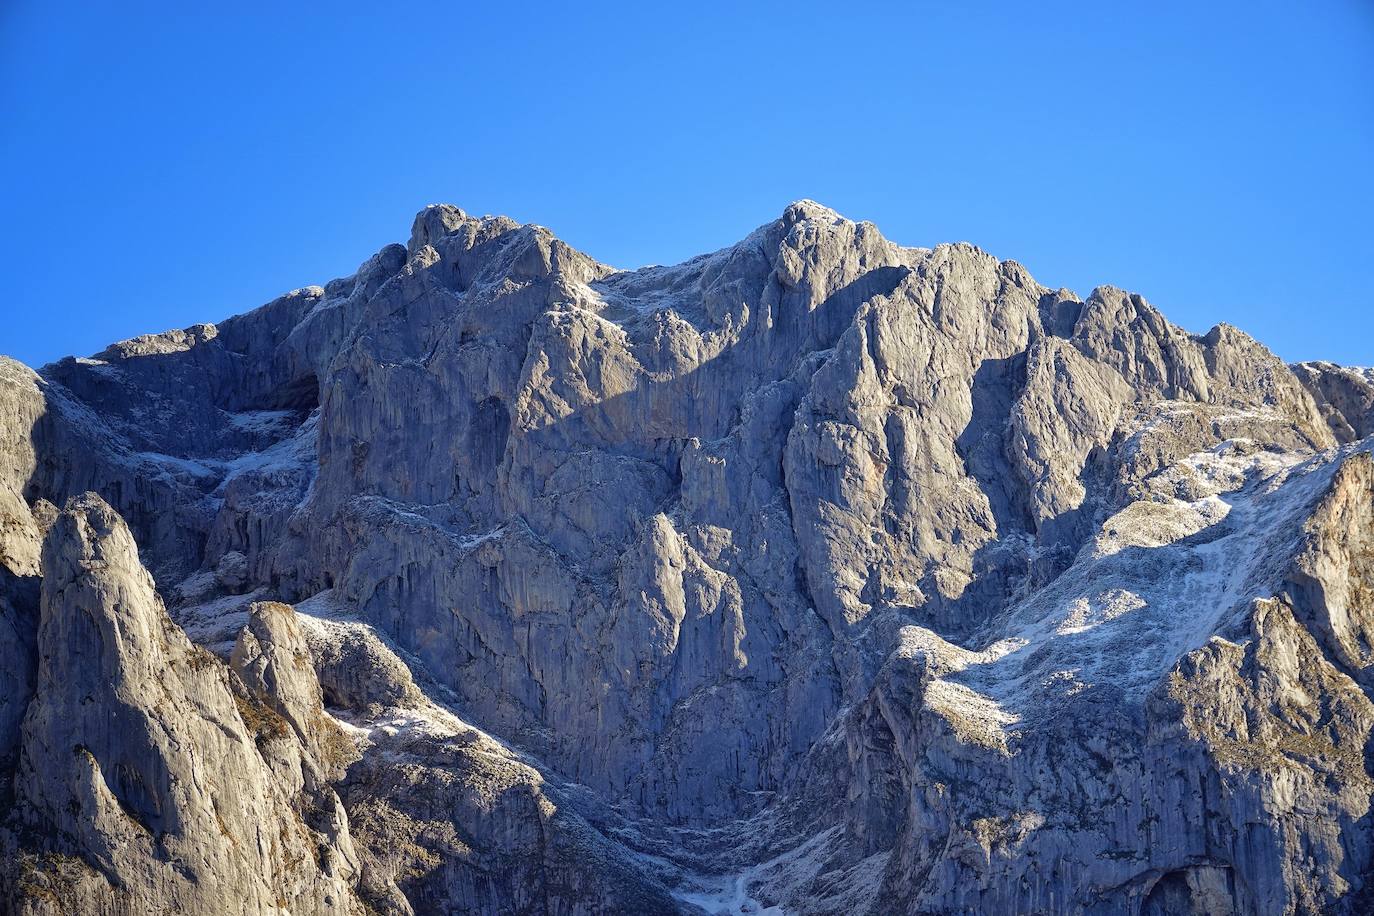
904, 441, 1360, 738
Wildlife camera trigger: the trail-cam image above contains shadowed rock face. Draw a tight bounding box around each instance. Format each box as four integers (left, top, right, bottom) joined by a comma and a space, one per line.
0, 201, 1371, 914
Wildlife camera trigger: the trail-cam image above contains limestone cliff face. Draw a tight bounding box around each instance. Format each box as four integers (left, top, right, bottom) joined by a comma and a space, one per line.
1294, 361, 1374, 443
0, 201, 1370, 914
3, 494, 360, 915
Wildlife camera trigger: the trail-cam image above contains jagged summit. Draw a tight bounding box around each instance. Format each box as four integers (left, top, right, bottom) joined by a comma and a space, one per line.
1, 201, 1373, 914
27, 200, 1263, 374
781, 197, 848, 223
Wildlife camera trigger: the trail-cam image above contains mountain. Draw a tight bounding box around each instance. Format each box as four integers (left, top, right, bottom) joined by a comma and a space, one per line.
1, 200, 1372, 915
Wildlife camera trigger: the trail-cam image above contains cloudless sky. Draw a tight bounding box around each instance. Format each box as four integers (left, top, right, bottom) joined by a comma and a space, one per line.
2, 1, 1371, 368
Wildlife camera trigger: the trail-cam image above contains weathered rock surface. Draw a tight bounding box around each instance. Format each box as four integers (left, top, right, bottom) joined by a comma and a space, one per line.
0, 200, 1371, 914
291, 596, 681, 915
1294, 360, 1374, 442
1, 494, 361, 914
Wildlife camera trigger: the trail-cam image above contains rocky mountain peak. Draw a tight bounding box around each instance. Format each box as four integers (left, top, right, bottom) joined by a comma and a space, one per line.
1, 202, 1372, 914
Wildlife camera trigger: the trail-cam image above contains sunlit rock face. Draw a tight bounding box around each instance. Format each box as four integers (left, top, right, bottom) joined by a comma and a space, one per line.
1, 201, 1372, 914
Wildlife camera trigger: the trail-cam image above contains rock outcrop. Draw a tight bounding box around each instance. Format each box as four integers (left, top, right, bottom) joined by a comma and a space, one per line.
0, 200, 1371, 914
2, 494, 361, 915
1294, 361, 1374, 442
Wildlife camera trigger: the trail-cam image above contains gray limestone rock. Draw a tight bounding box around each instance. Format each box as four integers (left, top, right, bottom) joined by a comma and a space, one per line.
0, 201, 1369, 914
1293, 360, 1374, 442
1, 494, 362, 915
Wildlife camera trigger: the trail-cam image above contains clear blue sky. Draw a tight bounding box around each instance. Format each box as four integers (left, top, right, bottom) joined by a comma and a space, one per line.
2, 2, 1371, 368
